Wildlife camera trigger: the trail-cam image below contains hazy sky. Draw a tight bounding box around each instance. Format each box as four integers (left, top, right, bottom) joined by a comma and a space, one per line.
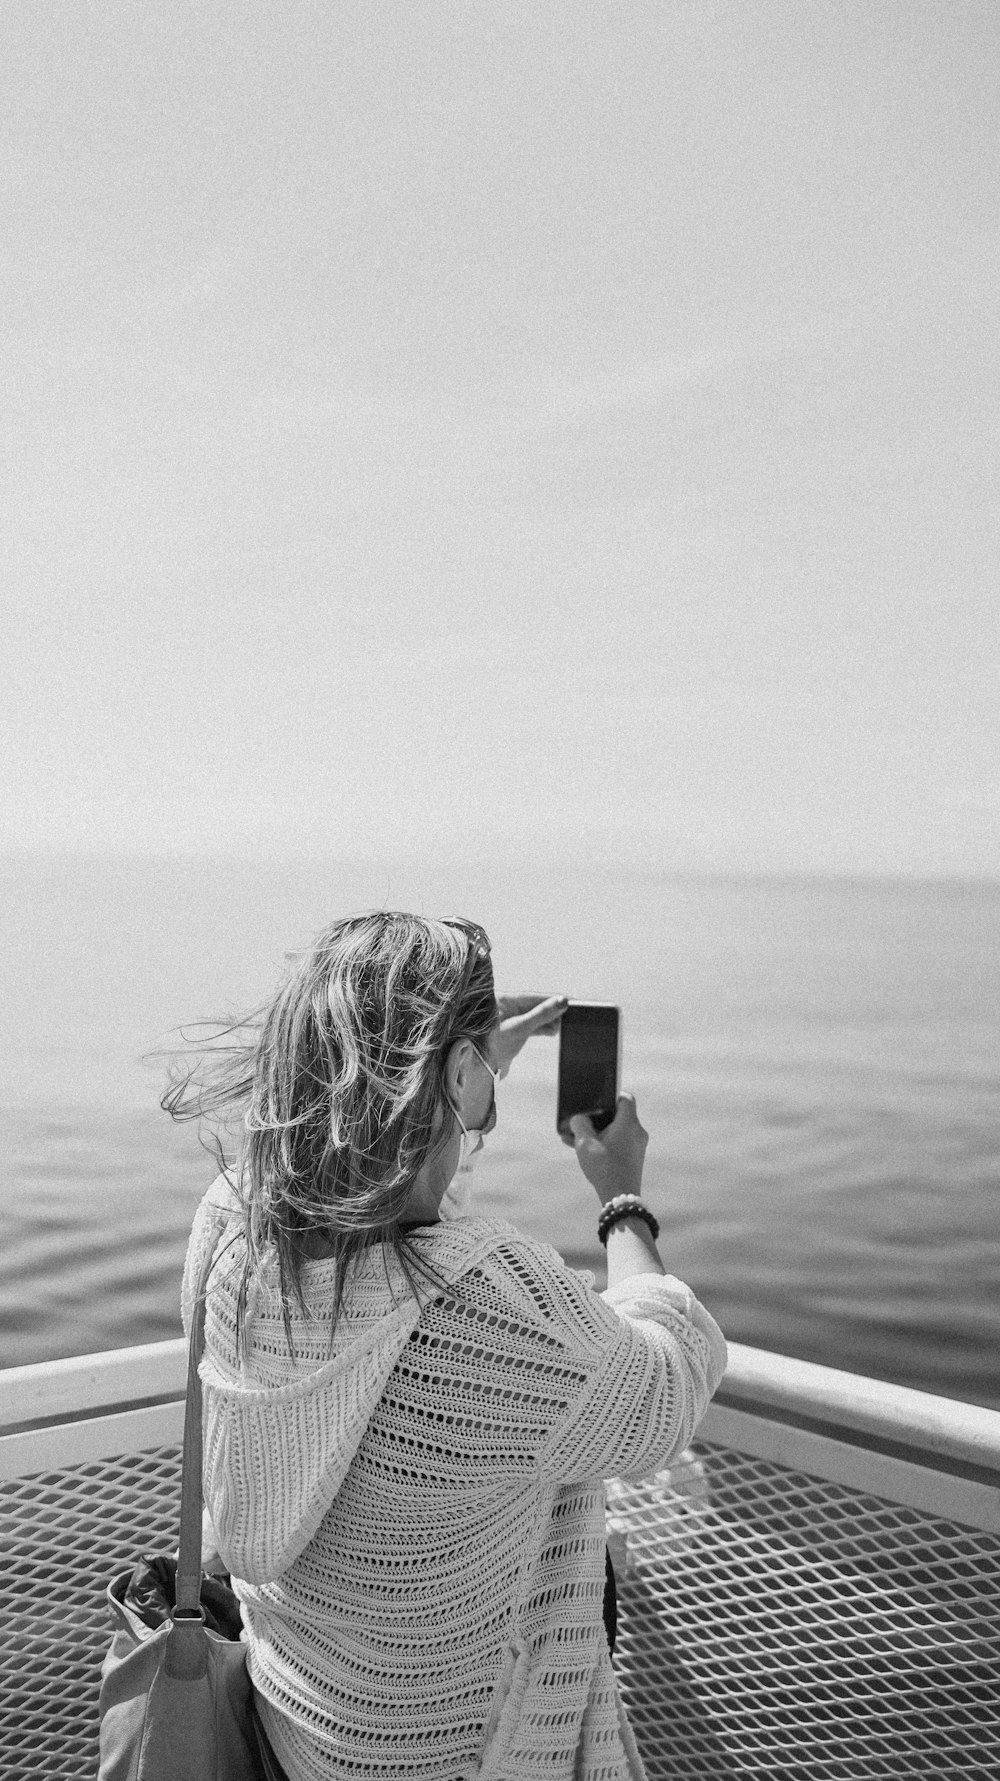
3, 1, 998, 877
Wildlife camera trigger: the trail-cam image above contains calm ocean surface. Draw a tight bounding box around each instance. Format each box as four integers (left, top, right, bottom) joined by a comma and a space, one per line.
2, 856, 998, 1407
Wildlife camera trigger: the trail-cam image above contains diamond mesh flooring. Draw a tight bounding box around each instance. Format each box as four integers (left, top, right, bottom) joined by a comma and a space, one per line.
1, 1446, 183, 1781
610, 1442, 1000, 1780
2, 1438, 998, 1779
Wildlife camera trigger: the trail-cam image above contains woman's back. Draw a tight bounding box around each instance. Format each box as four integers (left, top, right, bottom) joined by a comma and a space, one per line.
186, 1187, 725, 1781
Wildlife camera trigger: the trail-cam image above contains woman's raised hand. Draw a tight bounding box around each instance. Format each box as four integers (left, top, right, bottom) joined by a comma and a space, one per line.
568, 1094, 648, 1204
496, 995, 568, 1077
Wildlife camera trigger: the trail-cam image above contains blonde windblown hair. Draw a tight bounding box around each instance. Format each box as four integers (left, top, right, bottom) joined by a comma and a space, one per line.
162, 911, 497, 1350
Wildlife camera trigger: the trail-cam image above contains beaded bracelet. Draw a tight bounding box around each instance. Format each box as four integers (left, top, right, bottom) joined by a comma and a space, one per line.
597, 1193, 660, 1247
596, 1193, 644, 1237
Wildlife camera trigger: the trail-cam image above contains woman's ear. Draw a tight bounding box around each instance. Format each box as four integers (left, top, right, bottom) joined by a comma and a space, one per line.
443, 1037, 473, 1109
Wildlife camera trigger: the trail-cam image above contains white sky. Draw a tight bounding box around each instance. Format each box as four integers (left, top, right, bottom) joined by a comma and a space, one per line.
2, 1, 998, 877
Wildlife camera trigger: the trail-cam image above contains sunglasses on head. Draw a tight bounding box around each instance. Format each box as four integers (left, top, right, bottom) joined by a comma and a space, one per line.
441, 917, 492, 1013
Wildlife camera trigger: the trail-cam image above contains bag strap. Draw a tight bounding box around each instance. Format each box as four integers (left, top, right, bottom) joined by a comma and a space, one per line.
175, 1233, 222, 1616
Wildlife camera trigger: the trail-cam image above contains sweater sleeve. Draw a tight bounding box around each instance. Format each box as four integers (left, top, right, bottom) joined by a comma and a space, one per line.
180, 1175, 243, 1338
179, 1180, 242, 1569
488, 1239, 727, 1485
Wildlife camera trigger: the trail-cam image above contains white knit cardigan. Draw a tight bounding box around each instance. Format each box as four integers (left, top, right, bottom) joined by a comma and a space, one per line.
182, 1181, 727, 1781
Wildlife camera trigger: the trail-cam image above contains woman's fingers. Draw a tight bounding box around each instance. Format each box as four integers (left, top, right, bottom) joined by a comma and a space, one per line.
520, 994, 568, 1035
497, 996, 569, 1073
568, 1112, 597, 1146
498, 994, 568, 1034
570, 1094, 647, 1197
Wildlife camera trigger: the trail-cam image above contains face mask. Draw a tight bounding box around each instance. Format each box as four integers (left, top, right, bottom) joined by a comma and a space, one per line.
438, 1168, 474, 1221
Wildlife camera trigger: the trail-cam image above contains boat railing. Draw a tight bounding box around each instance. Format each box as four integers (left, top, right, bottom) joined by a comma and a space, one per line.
3, 1338, 999, 1778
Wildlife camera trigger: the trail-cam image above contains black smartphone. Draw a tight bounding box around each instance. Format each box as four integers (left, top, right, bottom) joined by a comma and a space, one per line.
557, 1002, 621, 1137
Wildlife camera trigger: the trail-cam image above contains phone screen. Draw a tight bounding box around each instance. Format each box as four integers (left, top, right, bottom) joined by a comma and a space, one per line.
557, 1003, 621, 1135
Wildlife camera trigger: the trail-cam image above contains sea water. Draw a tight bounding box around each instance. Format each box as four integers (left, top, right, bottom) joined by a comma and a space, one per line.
1, 855, 998, 1407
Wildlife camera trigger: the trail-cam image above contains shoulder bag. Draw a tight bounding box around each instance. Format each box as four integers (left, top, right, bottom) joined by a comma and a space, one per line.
97, 1238, 287, 1780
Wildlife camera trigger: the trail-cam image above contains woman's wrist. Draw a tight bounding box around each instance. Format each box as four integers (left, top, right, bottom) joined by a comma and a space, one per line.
597, 1195, 659, 1247
595, 1177, 644, 1209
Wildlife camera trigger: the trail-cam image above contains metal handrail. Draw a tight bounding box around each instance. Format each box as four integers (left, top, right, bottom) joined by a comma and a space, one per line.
716, 1341, 1000, 1474
5, 1337, 1000, 1470
2, 1338, 187, 1428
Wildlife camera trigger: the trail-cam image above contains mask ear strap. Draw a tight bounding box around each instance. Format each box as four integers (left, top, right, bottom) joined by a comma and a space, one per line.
445, 1039, 493, 1150
444, 1040, 470, 1128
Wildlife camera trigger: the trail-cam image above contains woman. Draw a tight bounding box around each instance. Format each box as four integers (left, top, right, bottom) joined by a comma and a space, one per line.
173, 911, 726, 1781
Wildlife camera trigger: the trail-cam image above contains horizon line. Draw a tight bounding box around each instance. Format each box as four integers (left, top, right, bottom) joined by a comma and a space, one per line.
1, 847, 998, 894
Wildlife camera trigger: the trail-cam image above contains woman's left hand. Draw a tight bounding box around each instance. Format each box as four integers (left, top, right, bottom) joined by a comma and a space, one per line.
496, 995, 568, 1077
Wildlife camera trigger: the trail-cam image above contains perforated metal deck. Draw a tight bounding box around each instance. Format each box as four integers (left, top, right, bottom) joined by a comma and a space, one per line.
1, 1446, 183, 1781
611, 1446, 1000, 1779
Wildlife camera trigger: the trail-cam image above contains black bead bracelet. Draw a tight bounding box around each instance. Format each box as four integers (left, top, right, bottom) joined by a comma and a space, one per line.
597, 1195, 660, 1247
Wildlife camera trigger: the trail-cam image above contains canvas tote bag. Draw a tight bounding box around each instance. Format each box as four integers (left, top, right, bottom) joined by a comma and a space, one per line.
97, 1236, 284, 1780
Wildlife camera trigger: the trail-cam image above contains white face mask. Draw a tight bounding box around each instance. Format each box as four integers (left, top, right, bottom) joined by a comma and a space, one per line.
439, 1044, 499, 1219
438, 1168, 474, 1221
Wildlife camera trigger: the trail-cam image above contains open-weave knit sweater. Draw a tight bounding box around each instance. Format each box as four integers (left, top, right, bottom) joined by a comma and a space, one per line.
182, 1180, 727, 1781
